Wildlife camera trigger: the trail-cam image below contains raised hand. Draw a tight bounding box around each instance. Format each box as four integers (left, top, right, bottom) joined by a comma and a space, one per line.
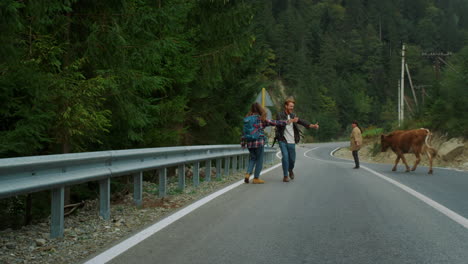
310, 122, 319, 129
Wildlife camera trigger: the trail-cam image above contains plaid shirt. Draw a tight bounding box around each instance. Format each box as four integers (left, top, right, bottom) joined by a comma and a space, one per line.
241, 117, 287, 149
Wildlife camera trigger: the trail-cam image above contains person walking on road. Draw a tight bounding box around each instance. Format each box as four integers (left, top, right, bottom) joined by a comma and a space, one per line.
241, 103, 294, 184
275, 98, 319, 182
350, 120, 363, 169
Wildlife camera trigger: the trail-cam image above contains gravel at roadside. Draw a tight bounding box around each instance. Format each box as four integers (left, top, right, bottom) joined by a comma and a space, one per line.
0, 170, 255, 264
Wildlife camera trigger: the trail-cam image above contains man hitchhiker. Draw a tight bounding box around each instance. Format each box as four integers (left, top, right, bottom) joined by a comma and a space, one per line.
275, 98, 319, 182
241, 102, 294, 184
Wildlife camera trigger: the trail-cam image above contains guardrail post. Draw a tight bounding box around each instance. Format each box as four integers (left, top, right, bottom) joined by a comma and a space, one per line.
216, 158, 222, 180
239, 155, 243, 172
244, 155, 249, 170
133, 172, 143, 207
99, 178, 110, 220
178, 164, 185, 191
50, 187, 64, 238
240, 155, 244, 170
193, 162, 200, 186
224, 157, 230, 176
232, 156, 237, 174
205, 160, 211, 182
159, 168, 167, 197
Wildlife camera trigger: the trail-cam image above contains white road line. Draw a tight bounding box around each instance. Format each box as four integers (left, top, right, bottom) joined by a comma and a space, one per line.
276, 151, 282, 159
330, 147, 340, 157
360, 166, 468, 229
303, 148, 351, 166
85, 159, 283, 264
303, 147, 468, 230
303, 147, 319, 157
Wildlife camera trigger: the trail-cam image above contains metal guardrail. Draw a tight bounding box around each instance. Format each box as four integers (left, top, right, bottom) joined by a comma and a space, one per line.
0, 145, 278, 238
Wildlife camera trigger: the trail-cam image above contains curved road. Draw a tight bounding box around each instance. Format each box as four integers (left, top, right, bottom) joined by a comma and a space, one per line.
86, 143, 468, 264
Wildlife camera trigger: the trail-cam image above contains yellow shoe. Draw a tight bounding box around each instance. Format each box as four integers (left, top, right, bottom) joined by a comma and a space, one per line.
244, 173, 250, 183
252, 178, 265, 184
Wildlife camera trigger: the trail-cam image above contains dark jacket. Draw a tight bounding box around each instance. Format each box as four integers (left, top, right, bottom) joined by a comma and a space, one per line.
275, 111, 311, 144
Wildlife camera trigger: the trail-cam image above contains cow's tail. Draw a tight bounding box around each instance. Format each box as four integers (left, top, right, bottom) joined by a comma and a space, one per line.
421, 128, 438, 158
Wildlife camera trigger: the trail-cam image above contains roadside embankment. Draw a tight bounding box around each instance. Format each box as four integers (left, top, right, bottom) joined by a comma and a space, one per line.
334, 134, 468, 171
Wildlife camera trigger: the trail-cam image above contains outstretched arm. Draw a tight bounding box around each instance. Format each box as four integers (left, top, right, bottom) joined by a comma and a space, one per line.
297, 118, 319, 129
264, 118, 294, 127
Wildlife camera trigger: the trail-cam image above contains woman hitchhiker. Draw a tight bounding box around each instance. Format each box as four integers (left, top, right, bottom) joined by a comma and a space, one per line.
241, 102, 296, 184
350, 120, 363, 169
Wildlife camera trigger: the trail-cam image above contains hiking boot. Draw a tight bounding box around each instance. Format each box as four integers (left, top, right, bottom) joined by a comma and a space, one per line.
244, 173, 250, 183
252, 178, 265, 184
289, 169, 295, 180
283, 176, 290, 182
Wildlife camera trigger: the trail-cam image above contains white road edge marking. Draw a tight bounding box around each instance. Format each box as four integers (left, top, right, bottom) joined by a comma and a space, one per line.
85, 153, 283, 264
304, 147, 468, 229
303, 147, 350, 166
276, 151, 282, 159
330, 147, 340, 157
359, 166, 468, 229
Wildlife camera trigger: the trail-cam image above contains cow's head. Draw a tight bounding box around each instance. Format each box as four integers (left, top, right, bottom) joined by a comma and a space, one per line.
380, 134, 391, 152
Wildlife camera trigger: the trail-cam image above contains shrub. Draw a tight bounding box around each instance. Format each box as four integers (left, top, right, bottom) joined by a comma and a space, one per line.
362, 127, 383, 138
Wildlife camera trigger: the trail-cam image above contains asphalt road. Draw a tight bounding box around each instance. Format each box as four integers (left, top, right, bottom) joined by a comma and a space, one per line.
100, 142, 468, 264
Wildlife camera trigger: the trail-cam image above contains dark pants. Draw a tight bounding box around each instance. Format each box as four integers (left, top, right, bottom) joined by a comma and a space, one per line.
352, 150, 360, 168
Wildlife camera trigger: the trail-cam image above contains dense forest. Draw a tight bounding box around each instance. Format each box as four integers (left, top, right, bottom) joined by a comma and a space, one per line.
258, 0, 468, 140
1, 0, 468, 158
1, 0, 467, 227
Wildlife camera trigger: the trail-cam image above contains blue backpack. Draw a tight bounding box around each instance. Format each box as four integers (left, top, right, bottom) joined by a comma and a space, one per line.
243, 115, 264, 141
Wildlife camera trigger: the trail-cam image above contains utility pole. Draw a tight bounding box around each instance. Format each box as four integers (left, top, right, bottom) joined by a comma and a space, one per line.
421, 51, 452, 80
399, 43, 405, 127
418, 51, 452, 105
398, 80, 401, 127
414, 85, 432, 105
405, 63, 418, 108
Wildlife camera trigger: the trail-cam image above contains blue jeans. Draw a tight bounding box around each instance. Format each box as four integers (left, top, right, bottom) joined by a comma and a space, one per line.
247, 146, 264, 179
279, 141, 296, 177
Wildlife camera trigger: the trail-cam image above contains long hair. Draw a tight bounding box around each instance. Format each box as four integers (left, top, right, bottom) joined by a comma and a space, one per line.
247, 102, 267, 121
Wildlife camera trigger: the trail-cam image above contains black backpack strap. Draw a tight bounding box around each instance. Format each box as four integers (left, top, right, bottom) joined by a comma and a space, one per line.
272, 137, 277, 147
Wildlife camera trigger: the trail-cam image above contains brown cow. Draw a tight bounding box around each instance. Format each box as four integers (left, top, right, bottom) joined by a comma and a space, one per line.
381, 128, 437, 174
